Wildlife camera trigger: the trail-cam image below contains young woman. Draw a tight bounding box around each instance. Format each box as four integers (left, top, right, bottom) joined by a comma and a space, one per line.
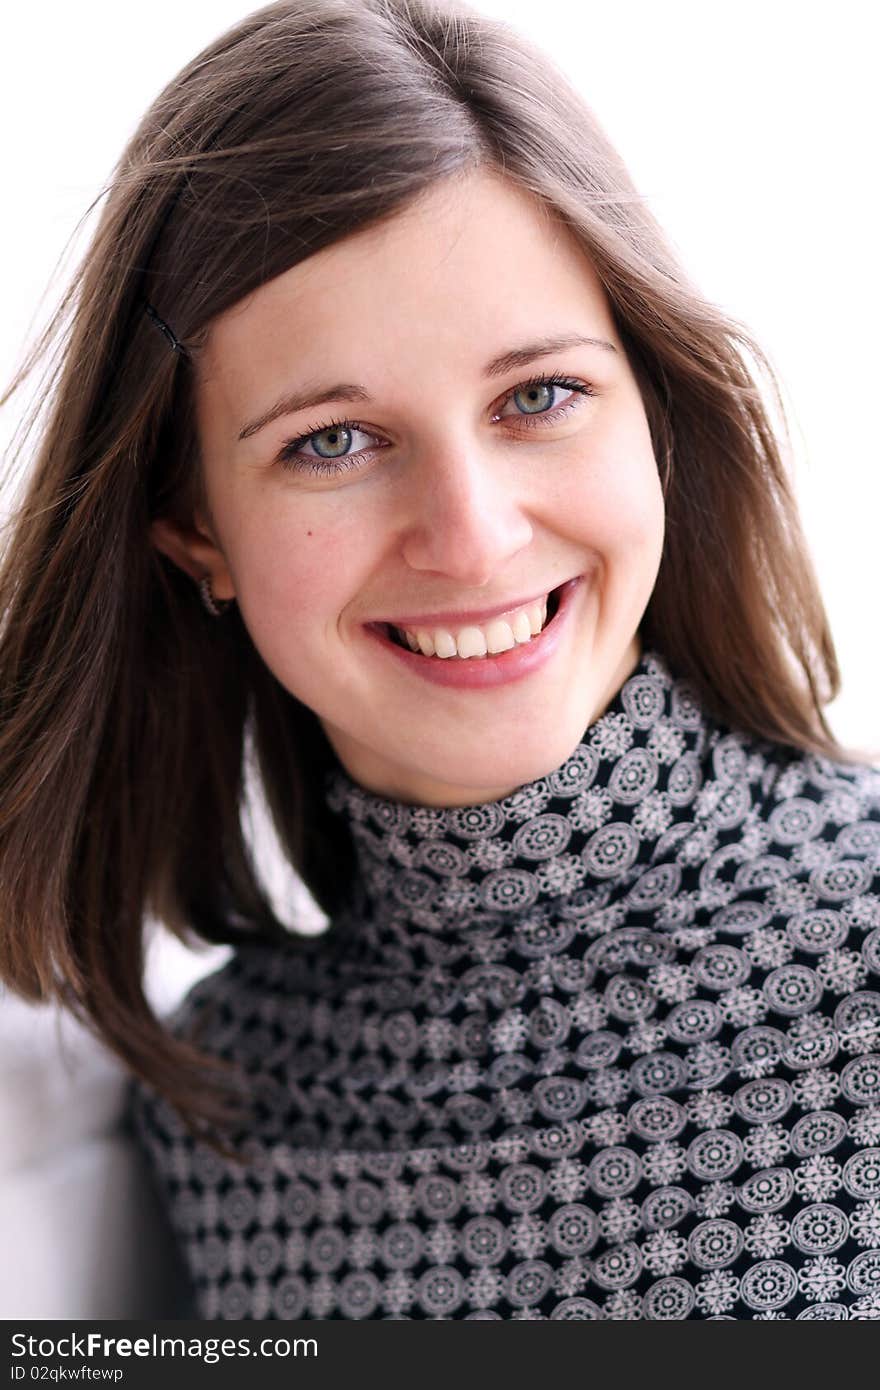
2, 0, 879, 1321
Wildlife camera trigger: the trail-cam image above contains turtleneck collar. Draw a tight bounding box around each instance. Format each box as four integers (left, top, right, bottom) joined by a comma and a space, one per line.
323, 647, 726, 957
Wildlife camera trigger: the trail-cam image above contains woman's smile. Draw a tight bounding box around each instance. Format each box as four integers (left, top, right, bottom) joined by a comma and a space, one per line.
379, 583, 559, 654
364, 576, 584, 689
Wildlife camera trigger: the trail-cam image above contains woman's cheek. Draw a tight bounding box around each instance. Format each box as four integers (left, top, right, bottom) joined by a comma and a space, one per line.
558, 444, 663, 558
229, 503, 364, 651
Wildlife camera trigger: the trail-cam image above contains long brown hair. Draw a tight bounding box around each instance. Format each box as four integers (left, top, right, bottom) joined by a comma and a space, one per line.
1, 0, 873, 1141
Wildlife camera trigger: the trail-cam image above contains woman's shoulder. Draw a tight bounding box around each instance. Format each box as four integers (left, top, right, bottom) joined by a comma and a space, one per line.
748, 739, 880, 862
161, 930, 341, 1054
698, 732, 880, 933
699, 716, 880, 841
128, 932, 342, 1149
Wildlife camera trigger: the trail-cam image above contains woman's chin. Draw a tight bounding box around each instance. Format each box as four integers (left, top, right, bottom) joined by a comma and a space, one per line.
369, 732, 589, 808
320, 685, 606, 807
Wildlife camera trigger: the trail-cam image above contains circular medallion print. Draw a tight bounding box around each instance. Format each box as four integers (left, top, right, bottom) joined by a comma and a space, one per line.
688, 1220, 743, 1269
843, 1148, 880, 1199
641, 1187, 693, 1231
738, 1168, 795, 1214
534, 1076, 588, 1122
529, 998, 571, 1049
608, 748, 659, 805
548, 746, 599, 798
693, 944, 750, 991
506, 1260, 553, 1308
666, 752, 702, 806
666, 999, 723, 1043
846, 1250, 880, 1297
790, 1204, 849, 1254
628, 1097, 687, 1143
461, 1216, 508, 1267
767, 797, 823, 845
338, 1270, 381, 1319
591, 1242, 642, 1291
381, 1223, 423, 1270
414, 1174, 460, 1221
643, 1277, 695, 1320
625, 864, 682, 910
835, 992, 880, 1051
811, 858, 872, 901
687, 1130, 744, 1181
791, 1111, 847, 1157
604, 974, 657, 1023
418, 1266, 464, 1316
837, 820, 880, 856
344, 1180, 385, 1225
739, 1260, 798, 1311
783, 1022, 839, 1072
511, 814, 572, 862
551, 1297, 602, 1319
590, 1147, 642, 1197
862, 930, 880, 976
413, 839, 468, 877
842, 1056, 880, 1106
621, 672, 666, 726
734, 1079, 793, 1124
796, 1304, 849, 1320
271, 1274, 307, 1320
631, 1052, 686, 1096
499, 1165, 545, 1213
711, 900, 773, 934
576, 1031, 622, 1070
763, 965, 822, 1017
731, 1027, 786, 1075
448, 803, 506, 840
480, 869, 539, 913
582, 823, 640, 878
787, 910, 848, 954
548, 1204, 598, 1256
282, 1182, 317, 1227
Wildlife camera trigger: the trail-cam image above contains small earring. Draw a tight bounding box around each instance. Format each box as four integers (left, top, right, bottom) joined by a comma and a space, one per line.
198, 574, 233, 617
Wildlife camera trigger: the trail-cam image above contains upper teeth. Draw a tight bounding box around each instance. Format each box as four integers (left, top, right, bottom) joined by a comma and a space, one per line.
395, 595, 549, 658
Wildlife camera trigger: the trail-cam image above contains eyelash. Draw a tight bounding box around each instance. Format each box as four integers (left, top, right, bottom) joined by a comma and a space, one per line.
275, 371, 596, 476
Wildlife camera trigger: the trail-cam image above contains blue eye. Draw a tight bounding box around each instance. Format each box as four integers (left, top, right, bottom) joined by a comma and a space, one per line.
276, 371, 593, 476
515, 382, 556, 414
309, 425, 353, 458
278, 421, 383, 474
499, 378, 586, 420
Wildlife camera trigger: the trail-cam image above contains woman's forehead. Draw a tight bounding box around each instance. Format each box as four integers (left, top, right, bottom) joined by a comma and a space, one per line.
196, 170, 614, 403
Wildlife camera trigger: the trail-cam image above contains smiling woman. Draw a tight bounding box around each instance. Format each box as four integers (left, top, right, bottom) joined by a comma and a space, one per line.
1, 0, 879, 1323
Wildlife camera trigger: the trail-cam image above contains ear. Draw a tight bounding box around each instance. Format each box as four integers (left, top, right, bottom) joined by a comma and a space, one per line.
149, 512, 236, 601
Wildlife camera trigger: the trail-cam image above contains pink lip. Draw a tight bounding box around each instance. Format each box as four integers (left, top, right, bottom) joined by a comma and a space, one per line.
378, 587, 556, 631
365, 576, 583, 689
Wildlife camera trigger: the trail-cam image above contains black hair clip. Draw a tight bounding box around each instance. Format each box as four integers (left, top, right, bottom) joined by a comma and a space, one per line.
143, 301, 188, 357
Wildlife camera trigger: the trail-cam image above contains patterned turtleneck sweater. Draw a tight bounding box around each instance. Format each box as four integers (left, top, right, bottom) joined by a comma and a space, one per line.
130, 648, 880, 1319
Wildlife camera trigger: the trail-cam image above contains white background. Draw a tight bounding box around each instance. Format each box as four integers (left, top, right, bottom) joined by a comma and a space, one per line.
1, 0, 878, 755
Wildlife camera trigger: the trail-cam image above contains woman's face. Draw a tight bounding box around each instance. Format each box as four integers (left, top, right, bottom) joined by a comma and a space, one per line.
153, 169, 665, 806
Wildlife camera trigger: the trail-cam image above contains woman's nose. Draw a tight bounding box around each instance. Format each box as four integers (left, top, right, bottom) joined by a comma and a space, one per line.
399, 446, 534, 585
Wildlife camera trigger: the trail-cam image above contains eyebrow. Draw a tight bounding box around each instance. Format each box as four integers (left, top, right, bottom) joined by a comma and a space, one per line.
236, 333, 618, 442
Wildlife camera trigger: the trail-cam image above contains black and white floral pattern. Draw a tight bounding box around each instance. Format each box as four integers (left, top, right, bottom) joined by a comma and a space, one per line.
131, 649, 880, 1318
